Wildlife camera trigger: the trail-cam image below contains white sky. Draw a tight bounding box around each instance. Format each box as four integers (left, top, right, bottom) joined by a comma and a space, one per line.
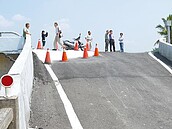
0, 0, 171, 52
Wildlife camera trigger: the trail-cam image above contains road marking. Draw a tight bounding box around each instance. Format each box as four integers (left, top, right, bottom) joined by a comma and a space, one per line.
45, 64, 83, 129
148, 52, 172, 74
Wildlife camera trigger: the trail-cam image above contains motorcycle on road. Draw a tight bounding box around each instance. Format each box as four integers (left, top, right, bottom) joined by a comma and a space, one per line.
63, 33, 85, 51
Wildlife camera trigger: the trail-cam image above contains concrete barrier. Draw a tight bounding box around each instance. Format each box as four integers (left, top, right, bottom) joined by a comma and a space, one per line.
158, 38, 172, 61
0, 96, 18, 129
0, 108, 13, 129
0, 35, 33, 129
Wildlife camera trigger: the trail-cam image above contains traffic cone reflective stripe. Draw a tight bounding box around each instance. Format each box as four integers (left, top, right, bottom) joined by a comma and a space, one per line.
83, 47, 88, 58
74, 41, 79, 50
62, 49, 68, 62
44, 48, 51, 64
37, 39, 42, 49
94, 44, 99, 56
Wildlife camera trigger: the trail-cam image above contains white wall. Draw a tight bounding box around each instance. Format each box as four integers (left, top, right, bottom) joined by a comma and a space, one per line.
159, 39, 172, 62
0, 35, 33, 129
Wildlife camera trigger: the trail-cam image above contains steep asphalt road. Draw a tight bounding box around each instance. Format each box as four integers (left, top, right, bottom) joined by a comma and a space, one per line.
51, 52, 172, 129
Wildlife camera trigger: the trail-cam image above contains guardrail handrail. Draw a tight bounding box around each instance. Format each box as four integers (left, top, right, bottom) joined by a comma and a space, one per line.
0, 31, 24, 53
0, 31, 21, 37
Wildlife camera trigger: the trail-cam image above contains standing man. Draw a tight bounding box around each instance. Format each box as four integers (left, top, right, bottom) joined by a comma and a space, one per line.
105, 30, 109, 52
53, 22, 64, 50
109, 30, 115, 52
23, 23, 31, 40
119, 33, 124, 52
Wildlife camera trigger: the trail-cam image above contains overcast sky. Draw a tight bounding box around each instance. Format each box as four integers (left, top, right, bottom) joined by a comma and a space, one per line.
0, 0, 171, 52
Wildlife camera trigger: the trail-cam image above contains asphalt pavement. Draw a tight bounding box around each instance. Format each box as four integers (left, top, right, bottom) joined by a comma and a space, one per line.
29, 53, 71, 129
51, 52, 172, 129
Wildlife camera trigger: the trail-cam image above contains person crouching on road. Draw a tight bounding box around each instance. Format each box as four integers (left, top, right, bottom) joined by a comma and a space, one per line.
41, 30, 48, 49
119, 33, 124, 52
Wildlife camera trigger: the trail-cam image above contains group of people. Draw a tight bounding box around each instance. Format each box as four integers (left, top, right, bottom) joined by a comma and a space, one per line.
22, 22, 93, 50
53, 22, 93, 50
23, 22, 124, 52
105, 30, 124, 52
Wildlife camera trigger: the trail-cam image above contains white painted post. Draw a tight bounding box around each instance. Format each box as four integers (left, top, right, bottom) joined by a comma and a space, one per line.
167, 20, 171, 43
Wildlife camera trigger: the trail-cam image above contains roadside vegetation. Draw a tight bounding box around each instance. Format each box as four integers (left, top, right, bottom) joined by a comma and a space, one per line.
156, 14, 172, 44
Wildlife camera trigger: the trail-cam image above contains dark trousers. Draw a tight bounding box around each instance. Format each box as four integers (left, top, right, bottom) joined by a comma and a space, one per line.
109, 39, 115, 52
42, 41, 46, 47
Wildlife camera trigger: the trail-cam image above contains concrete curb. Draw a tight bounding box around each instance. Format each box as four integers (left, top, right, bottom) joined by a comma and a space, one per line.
148, 52, 172, 74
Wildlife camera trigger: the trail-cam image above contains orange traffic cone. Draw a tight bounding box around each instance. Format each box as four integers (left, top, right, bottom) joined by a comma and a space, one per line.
44, 48, 51, 64
94, 44, 99, 56
86, 42, 90, 51
83, 47, 88, 58
74, 41, 79, 50
62, 49, 68, 62
37, 39, 42, 49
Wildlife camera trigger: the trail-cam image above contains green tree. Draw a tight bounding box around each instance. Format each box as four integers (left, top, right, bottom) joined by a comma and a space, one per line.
156, 14, 172, 43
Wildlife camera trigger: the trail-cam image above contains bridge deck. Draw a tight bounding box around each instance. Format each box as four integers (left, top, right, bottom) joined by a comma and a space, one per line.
31, 52, 172, 129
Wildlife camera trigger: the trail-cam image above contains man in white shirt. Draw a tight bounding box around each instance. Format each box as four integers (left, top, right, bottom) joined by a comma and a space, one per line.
85, 31, 93, 50
23, 23, 31, 39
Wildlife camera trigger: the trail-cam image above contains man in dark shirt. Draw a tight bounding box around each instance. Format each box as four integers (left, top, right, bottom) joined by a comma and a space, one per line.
41, 30, 48, 49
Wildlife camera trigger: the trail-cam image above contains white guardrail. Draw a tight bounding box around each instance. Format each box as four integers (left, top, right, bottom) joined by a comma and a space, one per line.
158, 38, 172, 62
0, 35, 33, 129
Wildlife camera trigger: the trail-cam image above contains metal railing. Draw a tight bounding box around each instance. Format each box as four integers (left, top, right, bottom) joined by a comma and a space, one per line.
0, 31, 21, 37
0, 31, 24, 53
